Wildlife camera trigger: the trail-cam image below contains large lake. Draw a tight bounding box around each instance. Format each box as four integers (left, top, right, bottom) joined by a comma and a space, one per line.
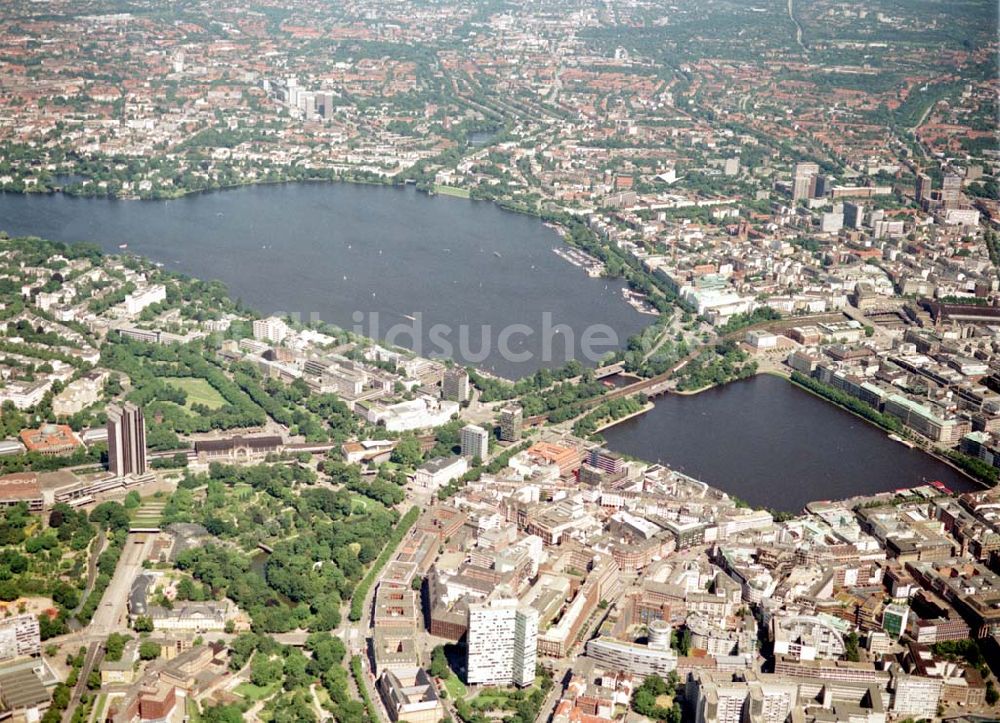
2, 186, 976, 508
602, 374, 978, 511
0, 184, 648, 378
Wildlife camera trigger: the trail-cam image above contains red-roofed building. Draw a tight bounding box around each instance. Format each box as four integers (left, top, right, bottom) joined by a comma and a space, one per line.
19, 424, 81, 457
526, 442, 584, 477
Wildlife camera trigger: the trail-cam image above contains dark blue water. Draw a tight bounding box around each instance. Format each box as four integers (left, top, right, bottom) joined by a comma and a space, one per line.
0, 184, 648, 378
0, 186, 974, 506
602, 375, 978, 511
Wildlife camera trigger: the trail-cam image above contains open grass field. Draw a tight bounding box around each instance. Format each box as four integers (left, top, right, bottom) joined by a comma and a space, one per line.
234, 681, 279, 702
163, 377, 227, 410
348, 493, 386, 514
470, 676, 544, 710
471, 691, 511, 709
433, 184, 471, 199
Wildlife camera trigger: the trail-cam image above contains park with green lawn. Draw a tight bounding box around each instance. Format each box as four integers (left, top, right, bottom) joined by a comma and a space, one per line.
162, 376, 228, 410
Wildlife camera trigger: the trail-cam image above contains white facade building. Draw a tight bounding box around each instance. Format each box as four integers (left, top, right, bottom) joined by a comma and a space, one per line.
681, 287, 755, 324
369, 397, 459, 432
460, 424, 489, 460
772, 615, 846, 661
0, 614, 40, 661
0, 380, 52, 410
584, 637, 678, 678
124, 284, 166, 316
252, 316, 290, 344
467, 597, 538, 687
890, 667, 941, 720
414, 456, 468, 491
149, 602, 229, 632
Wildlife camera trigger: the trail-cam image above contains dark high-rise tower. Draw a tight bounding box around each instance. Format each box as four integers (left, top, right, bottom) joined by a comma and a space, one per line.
107, 402, 147, 477
915, 173, 932, 205
499, 404, 523, 442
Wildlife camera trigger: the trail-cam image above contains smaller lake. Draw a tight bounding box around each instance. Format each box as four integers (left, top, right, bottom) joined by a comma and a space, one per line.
601, 374, 978, 512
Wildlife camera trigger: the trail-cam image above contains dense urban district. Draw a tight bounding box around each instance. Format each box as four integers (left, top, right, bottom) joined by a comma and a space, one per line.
0, 0, 999, 722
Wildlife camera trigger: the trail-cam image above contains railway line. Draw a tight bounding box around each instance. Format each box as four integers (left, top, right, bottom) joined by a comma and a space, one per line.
524, 311, 850, 426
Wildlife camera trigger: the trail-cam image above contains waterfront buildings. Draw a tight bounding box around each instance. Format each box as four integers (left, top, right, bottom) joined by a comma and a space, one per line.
884, 394, 967, 444
587, 448, 625, 476
123, 284, 166, 316
252, 317, 290, 344
0, 6, 996, 717
442, 368, 470, 403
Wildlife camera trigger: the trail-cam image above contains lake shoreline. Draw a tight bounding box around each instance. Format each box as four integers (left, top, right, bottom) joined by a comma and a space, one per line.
591, 401, 655, 434
598, 366, 989, 494
15, 172, 398, 202
623, 367, 990, 492
0, 181, 651, 379
600, 374, 980, 510
782, 371, 988, 491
